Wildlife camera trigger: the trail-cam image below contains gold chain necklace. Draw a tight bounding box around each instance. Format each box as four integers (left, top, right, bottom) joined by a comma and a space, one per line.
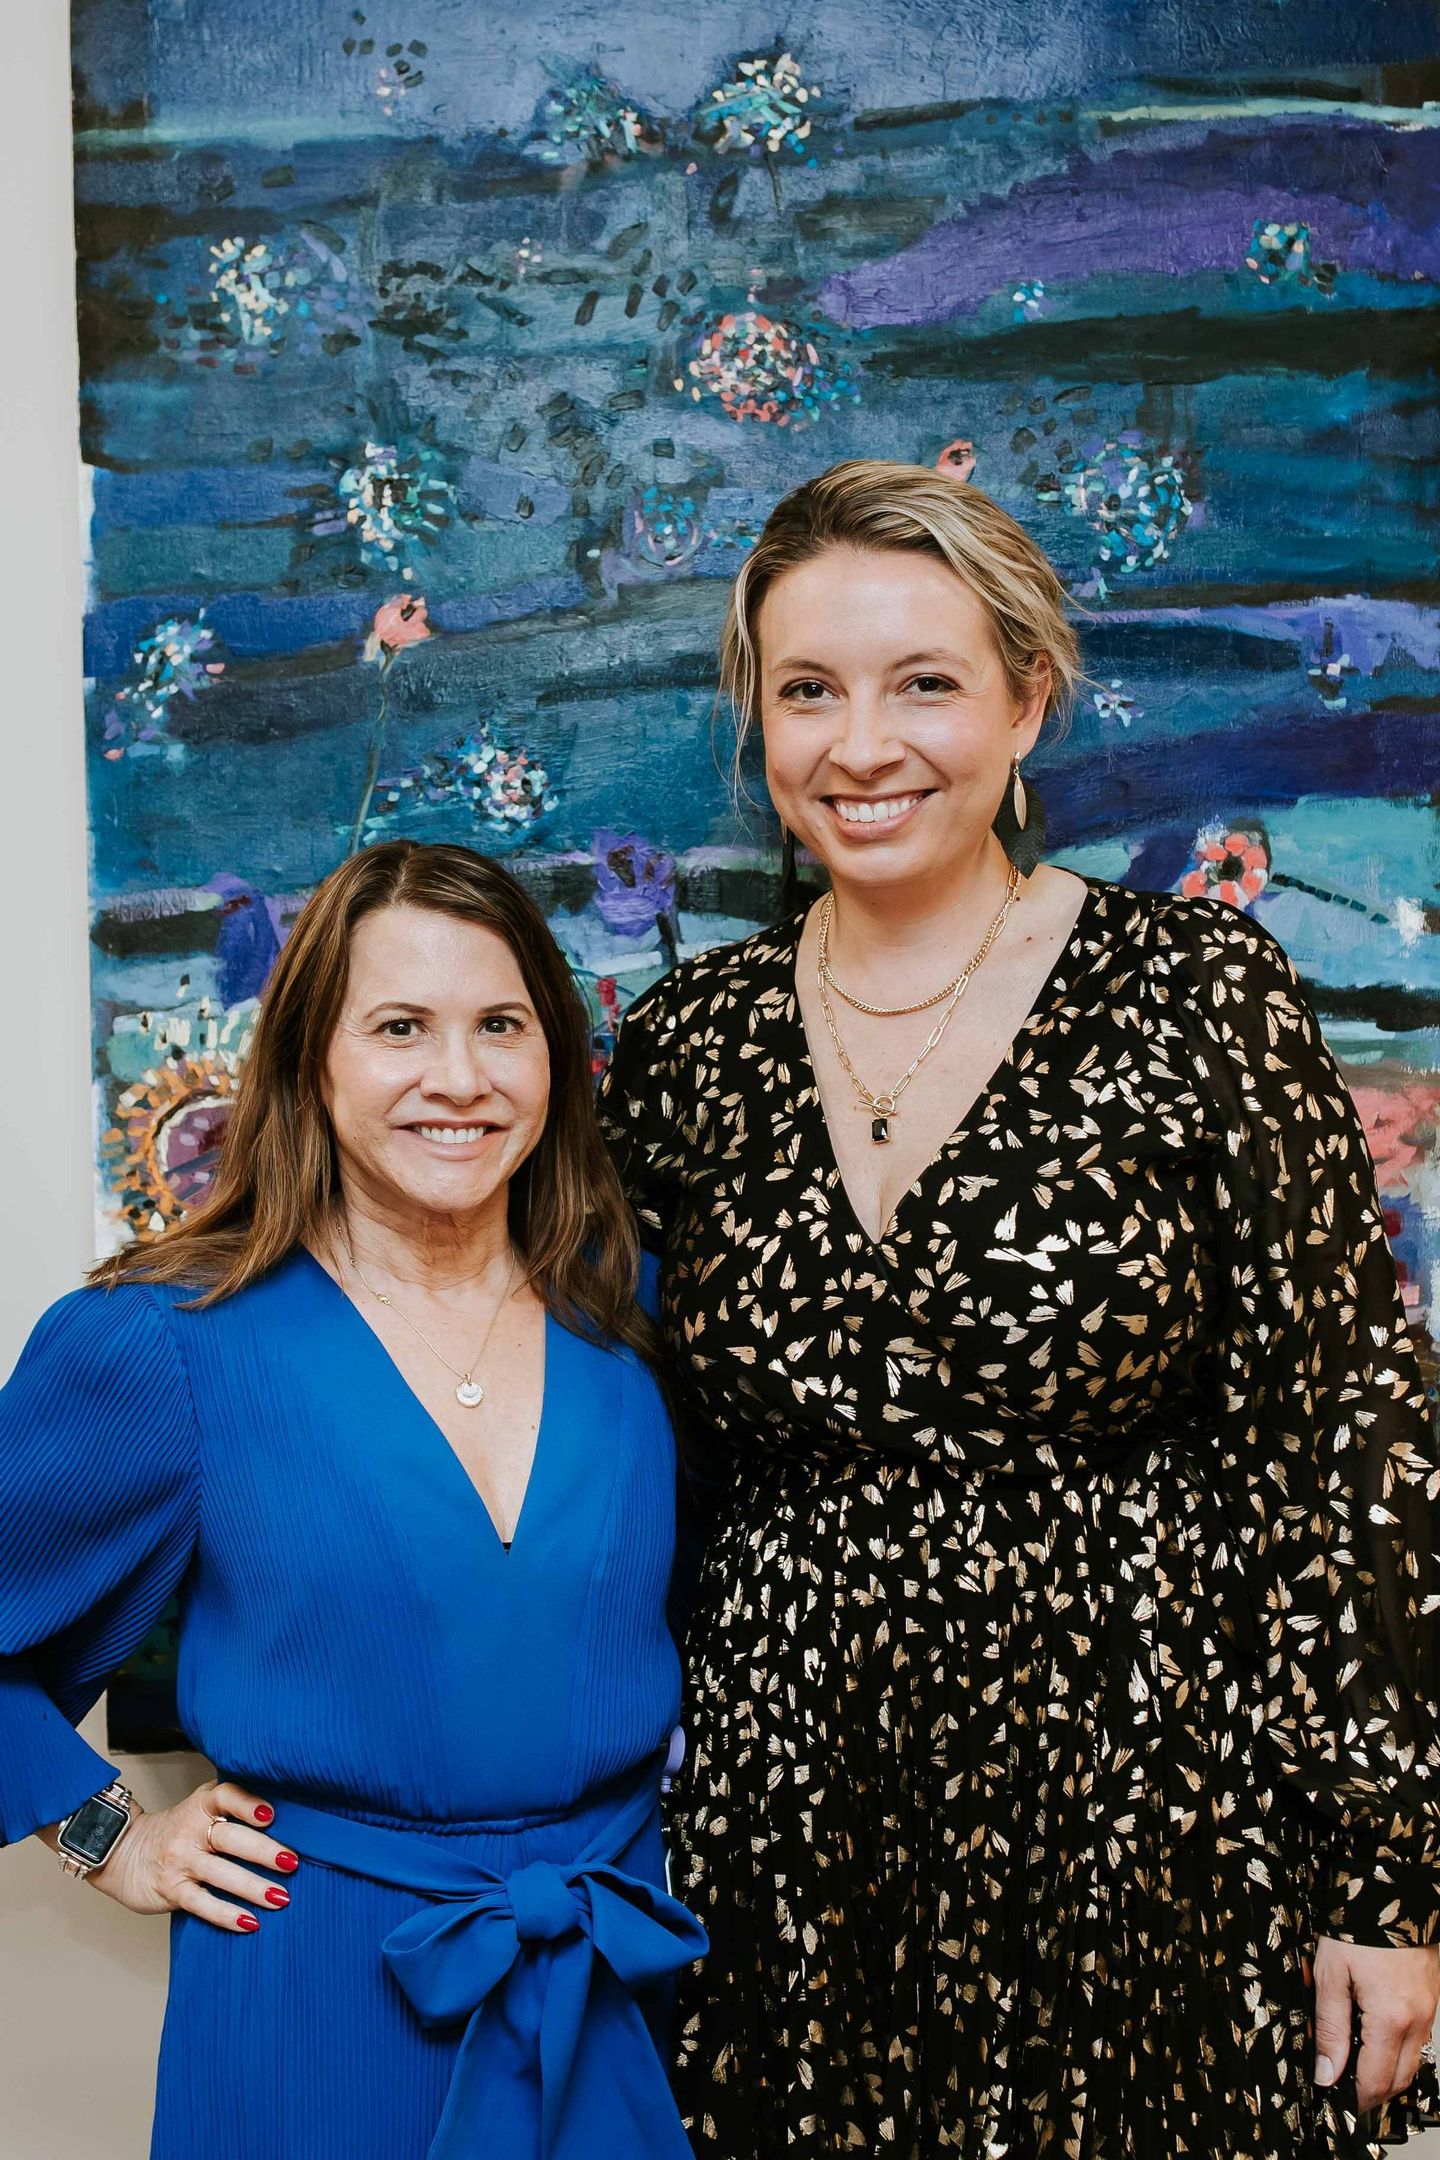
348, 1249, 519, 1409
815, 864, 1020, 1145
819, 929, 964, 1017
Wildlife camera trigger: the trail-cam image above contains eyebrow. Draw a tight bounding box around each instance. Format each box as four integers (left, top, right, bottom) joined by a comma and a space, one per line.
892, 649, 977, 671
768, 649, 979, 675
359, 999, 532, 1022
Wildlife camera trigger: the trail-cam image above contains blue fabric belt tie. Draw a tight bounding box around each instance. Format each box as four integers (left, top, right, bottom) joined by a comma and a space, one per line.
275, 1771, 706, 2160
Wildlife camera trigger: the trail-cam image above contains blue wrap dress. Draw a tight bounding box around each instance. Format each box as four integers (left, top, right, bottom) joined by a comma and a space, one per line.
0, 1248, 703, 2160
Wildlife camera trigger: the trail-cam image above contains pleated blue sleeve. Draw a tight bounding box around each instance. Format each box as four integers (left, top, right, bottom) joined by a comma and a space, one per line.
0, 1286, 200, 1844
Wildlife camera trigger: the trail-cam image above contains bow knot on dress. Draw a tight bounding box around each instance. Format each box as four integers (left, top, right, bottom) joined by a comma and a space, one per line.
381, 1851, 703, 2023
278, 1780, 707, 2160
506, 1857, 586, 1944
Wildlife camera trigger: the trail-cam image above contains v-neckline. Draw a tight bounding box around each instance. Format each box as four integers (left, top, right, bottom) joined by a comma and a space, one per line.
786, 876, 1106, 1255
295, 1247, 552, 1559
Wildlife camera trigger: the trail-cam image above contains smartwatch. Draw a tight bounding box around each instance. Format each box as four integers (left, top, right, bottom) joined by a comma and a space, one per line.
56, 1781, 135, 1879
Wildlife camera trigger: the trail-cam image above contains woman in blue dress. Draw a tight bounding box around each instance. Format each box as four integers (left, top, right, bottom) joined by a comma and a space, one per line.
0, 839, 704, 2160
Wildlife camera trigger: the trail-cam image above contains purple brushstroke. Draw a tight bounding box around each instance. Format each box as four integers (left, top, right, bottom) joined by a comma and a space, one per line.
1045, 708, 1440, 851
207, 874, 285, 1004
820, 122, 1440, 328
1104, 599, 1440, 675
592, 831, 678, 941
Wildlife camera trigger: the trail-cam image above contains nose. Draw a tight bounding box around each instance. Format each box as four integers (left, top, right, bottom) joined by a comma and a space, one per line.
420, 1028, 494, 1107
828, 691, 904, 781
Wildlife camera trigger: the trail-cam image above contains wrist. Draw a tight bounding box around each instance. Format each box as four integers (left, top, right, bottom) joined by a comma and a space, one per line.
55, 1781, 136, 1881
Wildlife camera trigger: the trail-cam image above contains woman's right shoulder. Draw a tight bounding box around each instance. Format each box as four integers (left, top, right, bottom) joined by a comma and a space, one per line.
3, 1279, 206, 1455
18, 1278, 188, 1372
620, 911, 806, 1038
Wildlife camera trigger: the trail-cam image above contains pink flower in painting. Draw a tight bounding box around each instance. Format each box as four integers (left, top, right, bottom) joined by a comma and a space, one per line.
363, 593, 432, 665
936, 438, 977, 483
1180, 825, 1270, 909
350, 595, 435, 854
1346, 1081, 1440, 1196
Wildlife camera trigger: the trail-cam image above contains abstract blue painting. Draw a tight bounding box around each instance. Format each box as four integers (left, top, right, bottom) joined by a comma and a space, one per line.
71, 0, 1440, 1743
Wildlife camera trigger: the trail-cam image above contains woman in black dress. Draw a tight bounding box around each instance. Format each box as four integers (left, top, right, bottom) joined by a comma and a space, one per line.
599, 460, 1440, 2158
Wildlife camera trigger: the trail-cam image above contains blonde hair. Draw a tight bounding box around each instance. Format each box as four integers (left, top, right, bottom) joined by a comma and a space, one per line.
720, 459, 1080, 781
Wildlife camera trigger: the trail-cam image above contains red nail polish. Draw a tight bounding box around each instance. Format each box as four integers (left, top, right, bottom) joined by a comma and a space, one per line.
236, 1913, 260, 1933
275, 1850, 299, 1874
253, 1804, 274, 1826
264, 1886, 290, 1908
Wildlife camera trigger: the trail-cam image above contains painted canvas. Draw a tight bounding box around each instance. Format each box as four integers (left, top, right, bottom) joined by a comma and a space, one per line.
73, 0, 1439, 1748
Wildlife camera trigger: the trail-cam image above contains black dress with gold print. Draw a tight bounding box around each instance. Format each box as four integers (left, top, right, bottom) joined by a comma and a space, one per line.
598, 879, 1440, 2160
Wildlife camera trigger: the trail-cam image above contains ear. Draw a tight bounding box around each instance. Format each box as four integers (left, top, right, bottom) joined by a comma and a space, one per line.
1011, 663, 1051, 758
313, 1046, 335, 1116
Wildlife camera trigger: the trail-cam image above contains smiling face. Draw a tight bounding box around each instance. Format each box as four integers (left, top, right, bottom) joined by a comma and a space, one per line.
322, 903, 551, 1231
757, 546, 1048, 897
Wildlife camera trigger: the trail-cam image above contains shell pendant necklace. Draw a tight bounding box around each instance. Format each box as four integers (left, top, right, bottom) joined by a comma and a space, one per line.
349, 1249, 519, 1409
816, 862, 1020, 1144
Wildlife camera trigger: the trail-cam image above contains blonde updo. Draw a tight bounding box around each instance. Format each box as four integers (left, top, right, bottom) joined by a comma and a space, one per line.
720, 459, 1080, 782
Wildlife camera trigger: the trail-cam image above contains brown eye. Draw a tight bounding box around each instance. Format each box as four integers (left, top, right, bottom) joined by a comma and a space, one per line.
781, 679, 829, 703
907, 674, 955, 695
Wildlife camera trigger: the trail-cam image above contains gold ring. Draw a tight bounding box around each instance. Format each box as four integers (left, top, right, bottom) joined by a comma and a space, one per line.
205, 1816, 222, 1854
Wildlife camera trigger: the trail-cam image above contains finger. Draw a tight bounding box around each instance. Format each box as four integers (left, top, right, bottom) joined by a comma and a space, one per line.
194, 1853, 291, 1910
173, 1879, 263, 1934
205, 1818, 299, 1876
1313, 1965, 1353, 2088
1389, 2030, 1426, 2101
1355, 2025, 1403, 2116
210, 1781, 277, 1831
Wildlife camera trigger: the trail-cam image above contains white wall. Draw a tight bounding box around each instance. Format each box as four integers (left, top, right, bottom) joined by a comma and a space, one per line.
4, 11, 1437, 2158
0, 10, 211, 2157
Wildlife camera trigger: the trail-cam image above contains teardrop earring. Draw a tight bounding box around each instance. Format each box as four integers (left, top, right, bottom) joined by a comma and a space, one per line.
1011, 758, 1028, 832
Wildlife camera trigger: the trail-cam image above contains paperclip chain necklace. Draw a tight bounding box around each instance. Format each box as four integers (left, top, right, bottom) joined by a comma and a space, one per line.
348, 1248, 519, 1409
816, 862, 1020, 1145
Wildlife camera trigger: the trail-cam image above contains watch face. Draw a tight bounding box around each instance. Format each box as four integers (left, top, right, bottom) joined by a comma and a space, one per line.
59, 1794, 129, 1868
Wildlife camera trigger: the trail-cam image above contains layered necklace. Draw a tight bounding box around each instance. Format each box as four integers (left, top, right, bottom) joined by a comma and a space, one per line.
348, 1247, 520, 1409
816, 862, 1020, 1144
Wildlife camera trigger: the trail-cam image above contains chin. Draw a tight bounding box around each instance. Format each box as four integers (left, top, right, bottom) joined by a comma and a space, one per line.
378, 1159, 502, 1215
812, 839, 937, 887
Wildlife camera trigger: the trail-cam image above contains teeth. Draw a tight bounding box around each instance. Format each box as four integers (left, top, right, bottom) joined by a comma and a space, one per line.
833, 793, 922, 826
417, 1125, 486, 1145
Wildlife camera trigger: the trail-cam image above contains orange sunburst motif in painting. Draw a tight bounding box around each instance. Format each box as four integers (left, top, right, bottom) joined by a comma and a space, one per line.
104, 1052, 244, 1239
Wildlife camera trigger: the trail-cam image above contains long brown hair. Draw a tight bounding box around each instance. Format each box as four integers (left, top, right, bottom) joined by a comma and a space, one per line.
92, 842, 651, 1356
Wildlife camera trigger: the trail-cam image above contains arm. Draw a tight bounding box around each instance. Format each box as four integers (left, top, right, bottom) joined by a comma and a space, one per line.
0, 1287, 294, 1929
596, 976, 685, 1265
1182, 904, 1440, 2103
0, 1287, 198, 1843
597, 981, 716, 1635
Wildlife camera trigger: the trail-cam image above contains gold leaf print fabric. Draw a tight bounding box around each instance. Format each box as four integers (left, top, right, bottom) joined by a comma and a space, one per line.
599, 880, 1440, 2159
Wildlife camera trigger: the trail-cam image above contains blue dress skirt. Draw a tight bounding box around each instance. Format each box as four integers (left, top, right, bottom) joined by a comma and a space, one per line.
0, 1251, 703, 2159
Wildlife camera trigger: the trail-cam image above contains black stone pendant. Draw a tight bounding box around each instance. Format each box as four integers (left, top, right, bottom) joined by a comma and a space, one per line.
871, 1115, 891, 1144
